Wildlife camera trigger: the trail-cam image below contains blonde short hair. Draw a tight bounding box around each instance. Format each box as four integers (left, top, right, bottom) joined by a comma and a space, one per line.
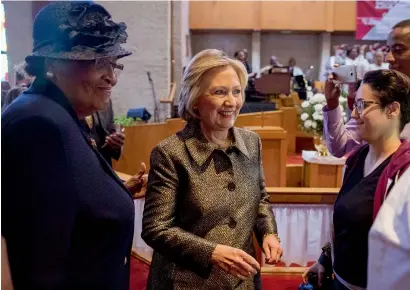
178, 49, 248, 122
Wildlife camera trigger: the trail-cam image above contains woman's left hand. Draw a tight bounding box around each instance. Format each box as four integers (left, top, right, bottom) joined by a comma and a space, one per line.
262, 234, 283, 265
124, 163, 148, 199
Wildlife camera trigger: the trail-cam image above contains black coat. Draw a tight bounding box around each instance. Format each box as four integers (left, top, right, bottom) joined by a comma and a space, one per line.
1, 78, 135, 290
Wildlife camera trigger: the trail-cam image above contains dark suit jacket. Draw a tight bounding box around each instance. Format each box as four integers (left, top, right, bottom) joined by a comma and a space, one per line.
1, 78, 135, 290
142, 121, 277, 290
81, 100, 121, 166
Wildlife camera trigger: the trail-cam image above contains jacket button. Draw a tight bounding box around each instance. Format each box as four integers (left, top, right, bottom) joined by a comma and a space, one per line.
228, 218, 237, 228
124, 257, 127, 265
228, 182, 236, 191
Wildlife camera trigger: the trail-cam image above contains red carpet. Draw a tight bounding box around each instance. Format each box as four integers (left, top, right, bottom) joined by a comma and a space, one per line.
130, 255, 149, 290
130, 256, 303, 290
262, 275, 303, 290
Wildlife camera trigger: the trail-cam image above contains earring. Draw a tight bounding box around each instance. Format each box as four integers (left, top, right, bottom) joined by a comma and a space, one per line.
46, 71, 54, 79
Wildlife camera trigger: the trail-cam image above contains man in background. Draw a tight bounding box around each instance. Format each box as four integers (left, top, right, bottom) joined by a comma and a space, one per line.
234, 50, 251, 73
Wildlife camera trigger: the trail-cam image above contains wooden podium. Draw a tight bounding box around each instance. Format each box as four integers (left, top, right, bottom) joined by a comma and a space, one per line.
303, 161, 344, 188
245, 126, 287, 187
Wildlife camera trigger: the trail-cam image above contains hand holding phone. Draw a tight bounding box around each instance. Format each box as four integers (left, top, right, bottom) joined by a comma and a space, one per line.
332, 65, 357, 84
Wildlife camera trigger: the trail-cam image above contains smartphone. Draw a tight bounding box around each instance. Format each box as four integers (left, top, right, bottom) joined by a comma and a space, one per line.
332, 65, 357, 84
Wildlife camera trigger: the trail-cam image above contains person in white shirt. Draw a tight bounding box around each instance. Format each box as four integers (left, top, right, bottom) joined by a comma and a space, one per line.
369, 51, 390, 70
344, 46, 370, 78
288, 57, 304, 76
367, 167, 410, 290
323, 46, 346, 80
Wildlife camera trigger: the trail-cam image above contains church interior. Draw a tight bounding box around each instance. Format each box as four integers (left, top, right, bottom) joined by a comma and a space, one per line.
1, 1, 408, 290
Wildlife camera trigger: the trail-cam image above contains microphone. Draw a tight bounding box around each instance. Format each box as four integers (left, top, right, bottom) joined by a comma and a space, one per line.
146, 71, 159, 122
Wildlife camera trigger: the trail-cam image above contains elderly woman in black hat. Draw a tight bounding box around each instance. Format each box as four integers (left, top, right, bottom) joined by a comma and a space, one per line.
1, 2, 145, 289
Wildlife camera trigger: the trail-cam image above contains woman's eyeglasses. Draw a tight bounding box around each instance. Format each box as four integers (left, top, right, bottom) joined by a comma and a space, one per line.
94, 58, 124, 76
352, 100, 380, 114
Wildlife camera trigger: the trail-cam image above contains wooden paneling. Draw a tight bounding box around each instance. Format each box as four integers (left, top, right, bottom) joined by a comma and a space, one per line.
190, 1, 258, 30
113, 120, 185, 175
260, 1, 328, 31
286, 164, 303, 187
190, 1, 356, 32
333, 1, 356, 31
245, 126, 287, 187
303, 162, 344, 188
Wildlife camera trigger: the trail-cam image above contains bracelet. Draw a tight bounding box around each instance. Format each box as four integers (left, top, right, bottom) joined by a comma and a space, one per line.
263, 233, 281, 243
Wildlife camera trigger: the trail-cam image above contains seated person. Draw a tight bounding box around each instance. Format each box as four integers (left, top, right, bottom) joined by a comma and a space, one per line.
322, 19, 410, 157
303, 69, 410, 289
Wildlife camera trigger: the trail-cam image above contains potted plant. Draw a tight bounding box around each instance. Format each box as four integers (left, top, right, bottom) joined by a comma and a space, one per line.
114, 116, 143, 128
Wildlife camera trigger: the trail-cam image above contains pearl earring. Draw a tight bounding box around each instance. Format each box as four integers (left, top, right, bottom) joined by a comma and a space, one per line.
46, 71, 54, 79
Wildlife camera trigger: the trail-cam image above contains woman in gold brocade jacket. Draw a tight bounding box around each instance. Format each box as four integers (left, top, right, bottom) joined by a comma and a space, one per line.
142, 49, 282, 290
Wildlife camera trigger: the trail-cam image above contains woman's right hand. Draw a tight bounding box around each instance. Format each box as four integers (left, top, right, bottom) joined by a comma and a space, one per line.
302, 262, 325, 287
210, 244, 260, 280
325, 73, 341, 111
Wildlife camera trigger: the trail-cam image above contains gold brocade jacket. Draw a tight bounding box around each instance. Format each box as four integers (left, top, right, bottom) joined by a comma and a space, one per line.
142, 121, 277, 290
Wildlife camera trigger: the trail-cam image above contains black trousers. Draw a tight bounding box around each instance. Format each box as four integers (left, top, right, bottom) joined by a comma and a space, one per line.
254, 271, 262, 290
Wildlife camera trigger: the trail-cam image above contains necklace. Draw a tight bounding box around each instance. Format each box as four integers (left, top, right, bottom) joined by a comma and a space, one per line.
215, 138, 232, 150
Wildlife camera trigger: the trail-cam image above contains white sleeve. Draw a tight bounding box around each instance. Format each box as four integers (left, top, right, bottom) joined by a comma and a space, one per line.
367, 168, 410, 290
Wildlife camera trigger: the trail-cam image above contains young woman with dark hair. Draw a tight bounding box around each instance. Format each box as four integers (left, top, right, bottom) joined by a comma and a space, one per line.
304, 69, 410, 290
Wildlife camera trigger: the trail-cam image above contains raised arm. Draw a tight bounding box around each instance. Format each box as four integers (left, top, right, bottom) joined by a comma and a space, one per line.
322, 78, 361, 157
323, 106, 360, 157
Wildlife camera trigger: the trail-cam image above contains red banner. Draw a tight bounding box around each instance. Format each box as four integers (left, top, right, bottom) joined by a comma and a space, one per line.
356, 0, 410, 40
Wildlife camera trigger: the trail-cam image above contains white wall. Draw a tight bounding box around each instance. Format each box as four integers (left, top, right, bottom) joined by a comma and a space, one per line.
3, 0, 33, 86
181, 0, 191, 68
97, 1, 171, 121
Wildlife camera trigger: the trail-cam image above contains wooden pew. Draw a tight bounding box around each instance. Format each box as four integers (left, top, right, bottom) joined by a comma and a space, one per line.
267, 187, 339, 204
113, 119, 185, 174
246, 126, 287, 187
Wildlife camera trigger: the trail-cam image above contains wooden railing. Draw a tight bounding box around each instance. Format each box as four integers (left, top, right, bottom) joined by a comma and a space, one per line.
267, 187, 338, 204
